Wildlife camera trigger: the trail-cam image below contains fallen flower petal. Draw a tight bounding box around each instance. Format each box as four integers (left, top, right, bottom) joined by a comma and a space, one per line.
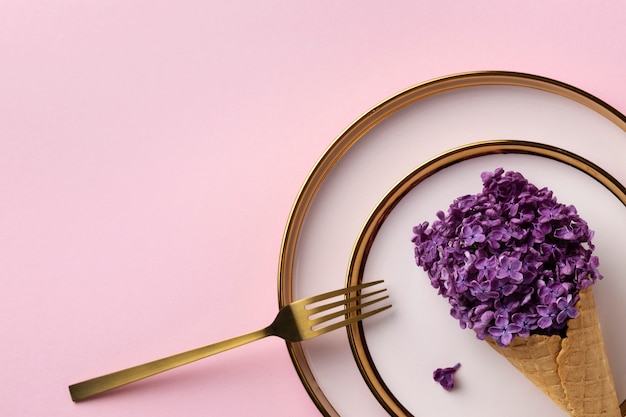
433, 363, 461, 390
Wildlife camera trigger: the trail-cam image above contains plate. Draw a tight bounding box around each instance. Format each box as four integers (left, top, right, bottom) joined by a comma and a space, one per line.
278, 71, 626, 416
346, 140, 626, 416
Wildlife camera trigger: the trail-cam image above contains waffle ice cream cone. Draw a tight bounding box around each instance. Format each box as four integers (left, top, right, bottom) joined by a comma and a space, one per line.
486, 287, 619, 417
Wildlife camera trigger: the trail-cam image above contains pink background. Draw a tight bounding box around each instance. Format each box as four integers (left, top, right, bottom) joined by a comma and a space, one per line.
2, 2, 626, 416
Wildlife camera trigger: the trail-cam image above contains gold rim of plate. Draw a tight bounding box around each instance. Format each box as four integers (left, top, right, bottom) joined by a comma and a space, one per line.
346, 140, 626, 416
277, 71, 626, 417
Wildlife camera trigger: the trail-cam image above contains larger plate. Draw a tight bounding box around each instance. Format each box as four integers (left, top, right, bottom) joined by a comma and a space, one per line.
278, 72, 626, 416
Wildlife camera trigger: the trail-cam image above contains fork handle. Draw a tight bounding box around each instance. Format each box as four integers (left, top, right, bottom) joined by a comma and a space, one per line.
69, 326, 273, 402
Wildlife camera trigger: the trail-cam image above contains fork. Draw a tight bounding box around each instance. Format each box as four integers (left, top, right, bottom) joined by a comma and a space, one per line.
69, 280, 391, 402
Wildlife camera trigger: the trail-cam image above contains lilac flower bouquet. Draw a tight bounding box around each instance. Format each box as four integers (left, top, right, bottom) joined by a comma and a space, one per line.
412, 168, 602, 347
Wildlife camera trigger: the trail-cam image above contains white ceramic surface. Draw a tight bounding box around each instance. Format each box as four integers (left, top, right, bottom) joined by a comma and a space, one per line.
358, 153, 626, 416
289, 82, 626, 416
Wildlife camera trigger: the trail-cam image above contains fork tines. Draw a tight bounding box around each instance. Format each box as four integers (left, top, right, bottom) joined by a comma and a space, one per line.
308, 280, 391, 333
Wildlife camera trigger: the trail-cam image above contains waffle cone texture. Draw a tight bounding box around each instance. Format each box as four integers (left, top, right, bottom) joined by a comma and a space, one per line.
486, 287, 619, 417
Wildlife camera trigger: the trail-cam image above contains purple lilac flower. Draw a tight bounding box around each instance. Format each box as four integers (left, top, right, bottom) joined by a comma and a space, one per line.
433, 363, 461, 390
538, 205, 564, 223
496, 256, 524, 283
488, 315, 523, 346
555, 294, 579, 323
537, 279, 570, 305
412, 169, 602, 347
475, 256, 497, 280
511, 312, 536, 338
462, 224, 486, 246
468, 280, 499, 301
537, 303, 559, 329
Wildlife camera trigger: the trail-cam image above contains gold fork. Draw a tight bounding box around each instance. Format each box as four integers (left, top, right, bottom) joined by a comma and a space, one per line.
69, 280, 391, 402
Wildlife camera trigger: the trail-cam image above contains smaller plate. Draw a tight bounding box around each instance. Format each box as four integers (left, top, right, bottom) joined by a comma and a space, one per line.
347, 140, 626, 416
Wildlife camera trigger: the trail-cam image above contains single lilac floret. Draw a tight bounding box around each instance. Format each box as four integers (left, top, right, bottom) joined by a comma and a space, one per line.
488, 315, 523, 347
462, 224, 486, 246
475, 256, 497, 280
555, 294, 579, 324
496, 256, 524, 283
433, 363, 461, 390
537, 303, 559, 329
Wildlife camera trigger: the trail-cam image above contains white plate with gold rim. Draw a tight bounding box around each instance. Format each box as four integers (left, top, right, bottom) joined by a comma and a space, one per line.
278, 72, 626, 416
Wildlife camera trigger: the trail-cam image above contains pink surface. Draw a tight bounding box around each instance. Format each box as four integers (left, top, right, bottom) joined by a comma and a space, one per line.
1, 2, 626, 416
